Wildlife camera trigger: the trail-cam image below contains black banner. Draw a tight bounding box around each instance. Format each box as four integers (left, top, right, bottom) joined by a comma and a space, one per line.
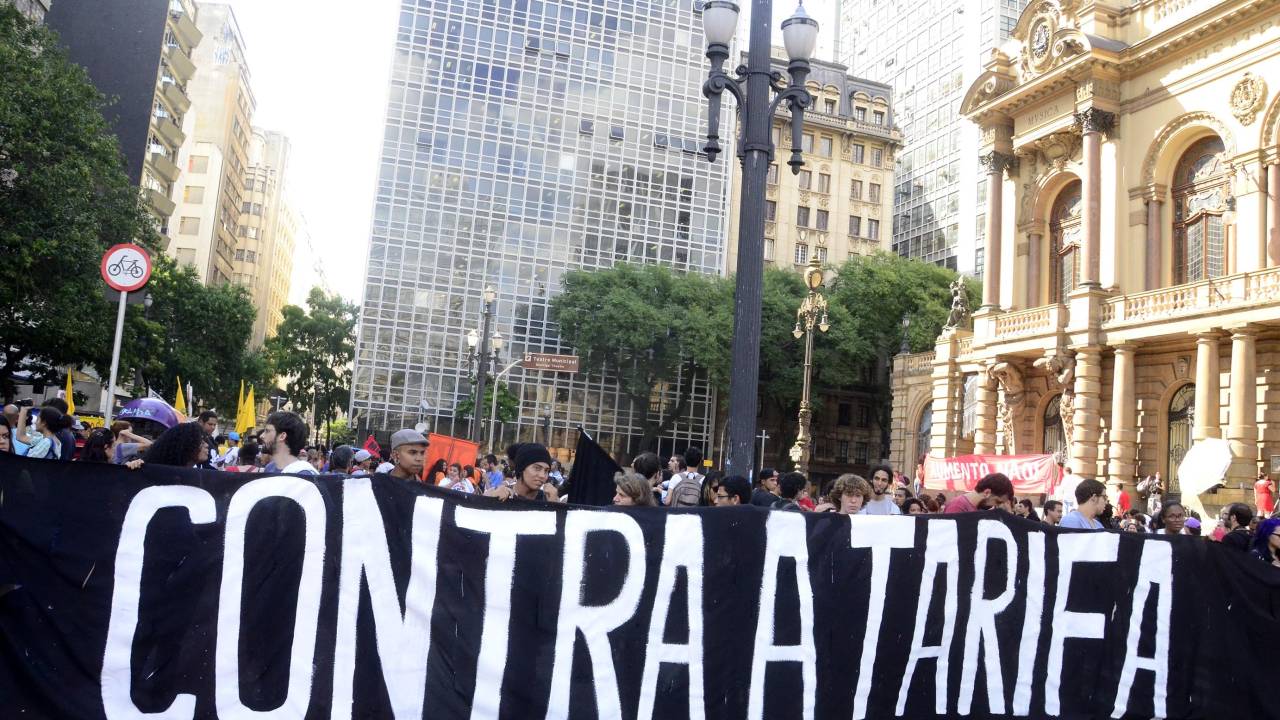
0, 455, 1277, 719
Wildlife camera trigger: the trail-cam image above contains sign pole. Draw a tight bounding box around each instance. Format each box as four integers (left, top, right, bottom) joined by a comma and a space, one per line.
104, 290, 128, 424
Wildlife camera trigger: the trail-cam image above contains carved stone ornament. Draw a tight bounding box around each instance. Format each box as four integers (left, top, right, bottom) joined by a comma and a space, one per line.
989, 361, 1026, 455
943, 278, 971, 331
1230, 72, 1267, 126
1074, 108, 1116, 136
979, 151, 1018, 177
818, 195, 829, 209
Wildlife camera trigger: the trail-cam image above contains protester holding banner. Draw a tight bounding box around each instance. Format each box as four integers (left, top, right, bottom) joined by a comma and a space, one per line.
1059, 479, 1107, 530
1154, 500, 1188, 535
613, 470, 657, 506
716, 475, 751, 506
813, 473, 871, 514
485, 442, 559, 502
901, 497, 927, 514
143, 423, 208, 467
260, 411, 314, 475
864, 465, 901, 515
382, 429, 429, 482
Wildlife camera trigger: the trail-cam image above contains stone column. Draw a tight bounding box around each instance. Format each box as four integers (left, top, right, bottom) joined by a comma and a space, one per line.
980, 152, 1013, 309
974, 363, 998, 455
1145, 198, 1163, 290
1070, 347, 1103, 477
1108, 343, 1139, 494
1226, 327, 1259, 483
1193, 333, 1222, 441
1269, 163, 1280, 266
1076, 109, 1115, 288
1027, 232, 1042, 308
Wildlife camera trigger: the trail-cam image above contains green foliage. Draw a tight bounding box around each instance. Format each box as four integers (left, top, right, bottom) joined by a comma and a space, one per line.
0, 7, 162, 399
127, 256, 269, 415
453, 381, 519, 424
550, 263, 729, 450
264, 287, 358, 431
324, 417, 356, 447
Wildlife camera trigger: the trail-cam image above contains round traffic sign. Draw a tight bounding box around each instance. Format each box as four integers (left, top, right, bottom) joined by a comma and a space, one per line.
100, 244, 152, 293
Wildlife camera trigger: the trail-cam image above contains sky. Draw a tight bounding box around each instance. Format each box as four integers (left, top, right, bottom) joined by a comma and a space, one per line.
223, 0, 838, 306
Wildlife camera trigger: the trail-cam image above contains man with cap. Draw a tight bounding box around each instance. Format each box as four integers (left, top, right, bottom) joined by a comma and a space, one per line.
217, 431, 242, 469
384, 429, 429, 482
351, 449, 373, 477
484, 442, 559, 502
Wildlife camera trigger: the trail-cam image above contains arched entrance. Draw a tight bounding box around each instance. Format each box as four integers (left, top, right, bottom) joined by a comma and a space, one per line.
1172, 136, 1227, 284
1167, 384, 1195, 492
1042, 394, 1066, 461
915, 401, 933, 463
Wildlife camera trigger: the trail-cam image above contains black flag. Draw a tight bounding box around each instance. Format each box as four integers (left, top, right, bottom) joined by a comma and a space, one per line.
563, 426, 622, 506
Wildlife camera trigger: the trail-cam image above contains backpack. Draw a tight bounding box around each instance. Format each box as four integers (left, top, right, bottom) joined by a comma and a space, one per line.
668, 473, 704, 507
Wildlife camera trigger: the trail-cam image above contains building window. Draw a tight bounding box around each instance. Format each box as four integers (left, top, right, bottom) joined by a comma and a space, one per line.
837, 440, 850, 463
579, 119, 594, 134
867, 219, 880, 240
819, 136, 833, 157
815, 245, 828, 262
189, 155, 209, 173
850, 179, 863, 200
764, 237, 775, 261
869, 183, 881, 203
767, 164, 779, 185
852, 144, 865, 164
765, 200, 777, 221
849, 215, 862, 237
837, 403, 852, 426
183, 186, 204, 204
1172, 136, 1227, 284
798, 170, 812, 190
873, 110, 885, 125
1167, 384, 1194, 489
824, 98, 837, 114
795, 243, 809, 264
817, 173, 830, 193
1050, 180, 1082, 303
176, 248, 197, 266
858, 405, 873, 428
801, 133, 813, 153
855, 442, 869, 465
816, 209, 829, 231
855, 107, 867, 122
234, 249, 245, 261
178, 216, 200, 235
872, 148, 883, 166
796, 206, 810, 227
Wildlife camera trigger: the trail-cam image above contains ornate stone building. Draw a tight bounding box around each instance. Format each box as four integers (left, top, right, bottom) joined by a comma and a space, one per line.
890, 0, 1280, 516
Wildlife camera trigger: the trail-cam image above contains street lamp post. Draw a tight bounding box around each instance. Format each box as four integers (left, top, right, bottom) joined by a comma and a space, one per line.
467, 286, 498, 443
788, 256, 830, 476
701, 0, 818, 478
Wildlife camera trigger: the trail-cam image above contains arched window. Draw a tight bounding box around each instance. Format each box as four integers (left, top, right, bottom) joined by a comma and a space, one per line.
1042, 394, 1066, 460
1167, 384, 1195, 492
915, 401, 933, 463
1172, 136, 1227, 284
1049, 181, 1082, 303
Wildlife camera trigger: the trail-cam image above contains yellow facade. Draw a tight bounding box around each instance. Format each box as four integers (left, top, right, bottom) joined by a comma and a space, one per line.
725, 54, 900, 274
891, 0, 1280, 518
233, 128, 295, 347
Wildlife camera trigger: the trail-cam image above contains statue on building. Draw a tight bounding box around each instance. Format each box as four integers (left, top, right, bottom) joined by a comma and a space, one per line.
989, 361, 1025, 455
944, 278, 971, 331
1035, 348, 1077, 449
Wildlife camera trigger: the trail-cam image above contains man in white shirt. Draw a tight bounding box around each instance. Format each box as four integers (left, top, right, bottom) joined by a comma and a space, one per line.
260, 411, 316, 475
1059, 478, 1107, 530
863, 465, 902, 515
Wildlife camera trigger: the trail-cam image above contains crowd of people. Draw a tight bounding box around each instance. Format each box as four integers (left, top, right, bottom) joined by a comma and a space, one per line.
3, 402, 1277, 568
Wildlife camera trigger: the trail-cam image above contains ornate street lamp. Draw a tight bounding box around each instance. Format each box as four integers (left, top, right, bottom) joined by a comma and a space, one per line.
702, 1, 818, 477
467, 286, 499, 443
788, 256, 829, 476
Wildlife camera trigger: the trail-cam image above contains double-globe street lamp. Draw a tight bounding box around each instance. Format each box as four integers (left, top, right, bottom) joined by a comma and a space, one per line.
788, 256, 830, 476
466, 286, 503, 443
701, 0, 819, 477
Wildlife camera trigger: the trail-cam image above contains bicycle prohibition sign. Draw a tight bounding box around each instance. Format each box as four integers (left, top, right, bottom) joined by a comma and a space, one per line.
101, 244, 152, 293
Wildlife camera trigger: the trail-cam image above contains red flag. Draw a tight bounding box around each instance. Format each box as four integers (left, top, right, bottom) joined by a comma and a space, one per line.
362, 435, 382, 458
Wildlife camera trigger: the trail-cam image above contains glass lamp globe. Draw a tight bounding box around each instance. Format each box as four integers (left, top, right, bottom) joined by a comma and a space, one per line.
702, 1, 740, 47
781, 2, 819, 62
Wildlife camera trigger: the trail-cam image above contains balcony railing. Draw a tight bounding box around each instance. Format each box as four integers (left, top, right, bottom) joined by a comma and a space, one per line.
902, 351, 935, 376
1100, 267, 1280, 326
957, 335, 973, 356
993, 304, 1069, 339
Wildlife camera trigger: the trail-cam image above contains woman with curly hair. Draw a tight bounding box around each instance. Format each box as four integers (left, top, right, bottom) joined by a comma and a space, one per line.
144, 422, 210, 468
814, 474, 872, 515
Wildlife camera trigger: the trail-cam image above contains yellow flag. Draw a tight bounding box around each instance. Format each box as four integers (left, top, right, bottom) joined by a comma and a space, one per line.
64, 369, 75, 416
235, 380, 246, 432
238, 385, 256, 434
174, 376, 187, 416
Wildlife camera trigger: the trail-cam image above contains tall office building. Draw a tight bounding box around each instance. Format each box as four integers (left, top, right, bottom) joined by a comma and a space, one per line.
170, 2, 255, 285
47, 0, 203, 242
234, 129, 296, 347
351, 0, 728, 458
838, 0, 1027, 273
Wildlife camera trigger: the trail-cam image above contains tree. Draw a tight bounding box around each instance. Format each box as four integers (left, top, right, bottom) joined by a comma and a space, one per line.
550, 263, 731, 452
265, 287, 358, 435
127, 257, 270, 415
324, 417, 356, 447
0, 7, 162, 400
453, 381, 519, 424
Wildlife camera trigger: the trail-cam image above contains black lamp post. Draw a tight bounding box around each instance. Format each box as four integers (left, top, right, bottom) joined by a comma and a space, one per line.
466, 286, 501, 443
701, 0, 818, 477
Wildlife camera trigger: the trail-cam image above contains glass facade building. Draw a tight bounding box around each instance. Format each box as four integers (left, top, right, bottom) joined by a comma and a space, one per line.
838, 0, 1027, 273
351, 0, 728, 459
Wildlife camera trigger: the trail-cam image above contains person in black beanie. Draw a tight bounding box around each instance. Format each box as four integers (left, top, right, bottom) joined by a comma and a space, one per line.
485, 442, 559, 502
